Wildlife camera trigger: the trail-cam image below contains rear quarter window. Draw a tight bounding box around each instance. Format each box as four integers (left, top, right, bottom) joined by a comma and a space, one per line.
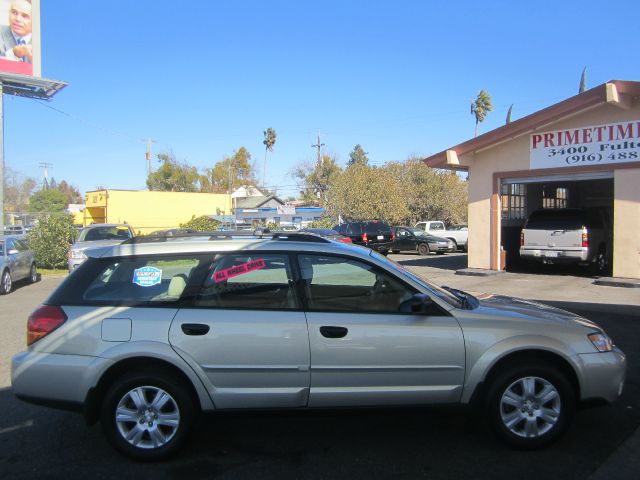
49, 256, 203, 306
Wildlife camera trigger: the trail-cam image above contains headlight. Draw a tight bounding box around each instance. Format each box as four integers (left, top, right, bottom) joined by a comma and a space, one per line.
588, 332, 613, 352
71, 250, 86, 260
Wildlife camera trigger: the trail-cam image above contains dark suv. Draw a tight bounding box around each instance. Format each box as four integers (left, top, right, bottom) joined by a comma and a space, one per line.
333, 221, 394, 254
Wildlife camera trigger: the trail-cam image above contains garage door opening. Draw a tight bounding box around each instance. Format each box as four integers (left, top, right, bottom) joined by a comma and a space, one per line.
500, 172, 614, 275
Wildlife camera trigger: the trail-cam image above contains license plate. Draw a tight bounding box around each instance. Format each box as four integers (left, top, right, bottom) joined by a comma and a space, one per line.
377, 235, 384, 240
545, 251, 559, 258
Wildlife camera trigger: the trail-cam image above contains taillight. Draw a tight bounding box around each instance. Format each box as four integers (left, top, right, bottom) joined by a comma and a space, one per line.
581, 226, 589, 247
362, 233, 368, 242
392, 231, 396, 242
520, 231, 524, 247
27, 305, 67, 346
339, 237, 352, 243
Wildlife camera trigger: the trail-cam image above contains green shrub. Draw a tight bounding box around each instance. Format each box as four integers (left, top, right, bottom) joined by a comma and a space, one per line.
179, 215, 221, 232
266, 221, 279, 231
308, 217, 336, 229
27, 214, 77, 269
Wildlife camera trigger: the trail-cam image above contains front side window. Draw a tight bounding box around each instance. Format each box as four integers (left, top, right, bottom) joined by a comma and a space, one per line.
195, 253, 299, 310
298, 254, 417, 313
81, 256, 200, 304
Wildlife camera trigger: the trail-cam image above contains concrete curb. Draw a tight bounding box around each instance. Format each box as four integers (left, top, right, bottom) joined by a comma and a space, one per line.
588, 425, 640, 479
455, 268, 505, 277
593, 277, 640, 288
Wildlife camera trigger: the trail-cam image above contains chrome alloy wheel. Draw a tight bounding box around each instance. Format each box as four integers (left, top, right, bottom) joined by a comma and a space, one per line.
499, 376, 561, 438
1, 270, 11, 294
115, 386, 181, 449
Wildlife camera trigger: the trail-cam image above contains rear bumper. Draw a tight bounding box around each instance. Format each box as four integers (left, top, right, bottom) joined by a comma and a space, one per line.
365, 242, 393, 252
520, 247, 588, 263
12, 351, 112, 408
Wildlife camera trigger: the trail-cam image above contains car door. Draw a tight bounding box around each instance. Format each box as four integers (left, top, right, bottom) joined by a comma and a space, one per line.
396, 228, 416, 251
298, 253, 466, 408
4, 239, 22, 278
169, 252, 311, 409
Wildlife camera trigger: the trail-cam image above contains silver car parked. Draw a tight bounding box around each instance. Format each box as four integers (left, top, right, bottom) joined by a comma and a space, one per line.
68, 224, 134, 271
12, 232, 626, 460
0, 235, 38, 294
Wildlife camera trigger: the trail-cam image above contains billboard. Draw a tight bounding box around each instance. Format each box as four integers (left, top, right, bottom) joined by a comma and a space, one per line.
0, 0, 40, 77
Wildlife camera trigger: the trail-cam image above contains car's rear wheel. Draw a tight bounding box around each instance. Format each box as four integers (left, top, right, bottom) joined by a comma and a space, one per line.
0, 269, 12, 294
101, 370, 195, 461
418, 243, 430, 256
486, 363, 574, 449
29, 263, 38, 283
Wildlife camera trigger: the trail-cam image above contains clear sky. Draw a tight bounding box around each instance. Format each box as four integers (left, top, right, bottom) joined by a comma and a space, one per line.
4, 0, 640, 198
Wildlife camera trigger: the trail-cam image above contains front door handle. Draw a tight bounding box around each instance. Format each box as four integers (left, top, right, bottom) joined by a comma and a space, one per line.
181, 323, 210, 336
320, 326, 348, 338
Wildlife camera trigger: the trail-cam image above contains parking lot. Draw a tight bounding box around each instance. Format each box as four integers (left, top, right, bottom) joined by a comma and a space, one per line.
0, 256, 638, 479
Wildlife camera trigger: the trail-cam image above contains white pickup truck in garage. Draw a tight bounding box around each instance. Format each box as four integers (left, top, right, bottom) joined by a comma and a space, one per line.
414, 221, 468, 251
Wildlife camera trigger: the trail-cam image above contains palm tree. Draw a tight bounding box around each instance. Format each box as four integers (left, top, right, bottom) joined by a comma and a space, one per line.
262, 128, 277, 189
470, 90, 493, 137
579, 67, 587, 93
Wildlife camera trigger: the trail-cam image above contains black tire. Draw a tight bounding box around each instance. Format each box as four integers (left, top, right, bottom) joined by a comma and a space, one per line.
590, 247, 609, 276
418, 243, 430, 256
0, 269, 11, 295
462, 243, 468, 253
29, 263, 38, 284
486, 363, 574, 449
100, 369, 196, 461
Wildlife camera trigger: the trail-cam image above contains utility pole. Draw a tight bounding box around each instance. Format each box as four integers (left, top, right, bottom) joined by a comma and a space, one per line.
311, 131, 325, 165
143, 138, 157, 177
39, 162, 53, 189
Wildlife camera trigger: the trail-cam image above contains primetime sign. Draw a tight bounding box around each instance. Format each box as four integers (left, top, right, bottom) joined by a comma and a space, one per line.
530, 120, 640, 170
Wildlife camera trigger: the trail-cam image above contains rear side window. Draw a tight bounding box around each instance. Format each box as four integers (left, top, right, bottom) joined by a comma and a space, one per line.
525, 210, 584, 230
346, 223, 363, 234
50, 255, 202, 306
430, 223, 445, 231
194, 254, 299, 310
365, 222, 391, 234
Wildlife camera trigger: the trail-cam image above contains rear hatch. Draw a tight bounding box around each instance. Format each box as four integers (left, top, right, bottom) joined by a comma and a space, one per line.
522, 210, 585, 253
364, 222, 393, 245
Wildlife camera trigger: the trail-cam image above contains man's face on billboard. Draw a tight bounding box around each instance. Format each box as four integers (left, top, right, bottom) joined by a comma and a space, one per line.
9, 0, 32, 37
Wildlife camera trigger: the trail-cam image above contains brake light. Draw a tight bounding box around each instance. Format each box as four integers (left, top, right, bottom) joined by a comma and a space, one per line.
520, 231, 524, 247
392, 231, 396, 242
27, 305, 67, 346
362, 233, 368, 242
339, 236, 352, 243
581, 226, 589, 248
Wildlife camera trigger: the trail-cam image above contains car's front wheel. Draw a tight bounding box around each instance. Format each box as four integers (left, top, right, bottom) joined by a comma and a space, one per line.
418, 243, 430, 256
486, 363, 574, 449
101, 370, 195, 461
0, 269, 12, 294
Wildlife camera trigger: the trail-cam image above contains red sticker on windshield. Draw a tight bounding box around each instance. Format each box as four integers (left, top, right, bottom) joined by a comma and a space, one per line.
213, 258, 266, 283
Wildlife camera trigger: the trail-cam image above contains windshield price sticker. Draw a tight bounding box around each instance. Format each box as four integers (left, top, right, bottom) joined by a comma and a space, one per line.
133, 266, 163, 287
213, 258, 266, 283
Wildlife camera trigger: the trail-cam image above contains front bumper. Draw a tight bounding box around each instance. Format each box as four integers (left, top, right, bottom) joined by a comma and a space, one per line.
576, 348, 626, 403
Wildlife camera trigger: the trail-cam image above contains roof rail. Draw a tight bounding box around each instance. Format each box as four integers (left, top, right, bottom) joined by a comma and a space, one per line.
121, 231, 332, 245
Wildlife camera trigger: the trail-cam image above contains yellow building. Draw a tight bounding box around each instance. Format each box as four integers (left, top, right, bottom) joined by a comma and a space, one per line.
82, 189, 232, 235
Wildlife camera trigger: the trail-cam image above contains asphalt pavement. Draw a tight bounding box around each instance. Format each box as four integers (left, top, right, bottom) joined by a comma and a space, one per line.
0, 257, 638, 479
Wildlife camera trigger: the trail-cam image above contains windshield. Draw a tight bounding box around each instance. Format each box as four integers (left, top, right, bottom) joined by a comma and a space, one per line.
79, 226, 133, 242
369, 251, 463, 308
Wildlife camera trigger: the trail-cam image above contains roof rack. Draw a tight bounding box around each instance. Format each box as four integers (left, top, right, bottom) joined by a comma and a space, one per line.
121, 231, 332, 245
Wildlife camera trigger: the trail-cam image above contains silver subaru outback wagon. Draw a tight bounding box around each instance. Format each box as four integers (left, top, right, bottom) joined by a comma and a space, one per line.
11, 232, 626, 460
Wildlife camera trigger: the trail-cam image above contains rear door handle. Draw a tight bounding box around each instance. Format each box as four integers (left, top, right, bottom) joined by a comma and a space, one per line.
181, 323, 210, 336
320, 326, 348, 338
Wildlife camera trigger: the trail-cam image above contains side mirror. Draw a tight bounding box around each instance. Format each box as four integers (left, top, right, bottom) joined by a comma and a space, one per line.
399, 293, 433, 314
